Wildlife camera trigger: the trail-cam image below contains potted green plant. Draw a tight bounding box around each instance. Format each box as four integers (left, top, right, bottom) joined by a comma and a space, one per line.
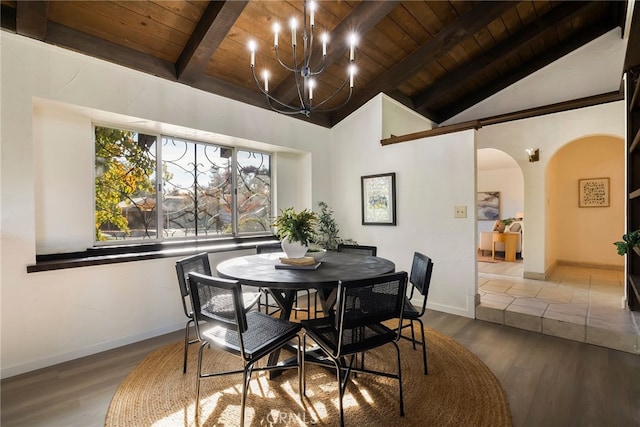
614, 230, 640, 256
313, 201, 357, 251
272, 207, 317, 258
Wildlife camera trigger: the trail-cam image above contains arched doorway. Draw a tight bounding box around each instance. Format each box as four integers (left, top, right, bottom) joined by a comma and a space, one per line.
546, 135, 625, 270
477, 148, 524, 275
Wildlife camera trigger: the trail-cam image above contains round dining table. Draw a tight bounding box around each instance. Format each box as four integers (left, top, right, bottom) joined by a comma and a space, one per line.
216, 250, 395, 375
217, 250, 394, 288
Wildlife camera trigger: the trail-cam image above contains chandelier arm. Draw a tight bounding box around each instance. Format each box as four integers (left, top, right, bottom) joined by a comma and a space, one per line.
286, 44, 306, 107
313, 87, 353, 113
266, 97, 305, 115
305, 23, 314, 70
312, 76, 353, 112
293, 65, 306, 108
309, 55, 328, 76
274, 46, 297, 73
251, 65, 302, 112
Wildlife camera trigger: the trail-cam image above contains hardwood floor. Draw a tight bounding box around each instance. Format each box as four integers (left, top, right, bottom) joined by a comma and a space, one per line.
2, 312, 639, 427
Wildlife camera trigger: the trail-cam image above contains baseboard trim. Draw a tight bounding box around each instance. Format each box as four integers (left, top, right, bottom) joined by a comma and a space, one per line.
1, 321, 184, 379
524, 271, 547, 280
556, 260, 624, 271
426, 301, 475, 319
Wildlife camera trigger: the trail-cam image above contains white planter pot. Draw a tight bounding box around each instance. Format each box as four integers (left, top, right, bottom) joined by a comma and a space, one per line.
281, 240, 308, 259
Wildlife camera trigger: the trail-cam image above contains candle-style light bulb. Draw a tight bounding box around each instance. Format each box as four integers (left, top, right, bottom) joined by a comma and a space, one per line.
262, 70, 269, 92
309, 1, 315, 27
273, 23, 280, 47
349, 33, 356, 61
249, 40, 256, 66
349, 65, 356, 88
321, 33, 328, 56
290, 18, 297, 47
308, 79, 315, 100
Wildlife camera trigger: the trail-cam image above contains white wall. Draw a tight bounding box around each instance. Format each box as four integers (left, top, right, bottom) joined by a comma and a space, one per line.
476, 102, 625, 277
330, 95, 478, 318
0, 33, 332, 378
381, 96, 433, 139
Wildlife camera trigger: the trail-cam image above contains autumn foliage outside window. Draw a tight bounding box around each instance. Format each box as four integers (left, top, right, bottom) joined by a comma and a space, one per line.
94, 125, 271, 243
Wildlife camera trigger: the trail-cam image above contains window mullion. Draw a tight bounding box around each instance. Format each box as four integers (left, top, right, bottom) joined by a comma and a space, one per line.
232, 148, 238, 235
156, 134, 163, 240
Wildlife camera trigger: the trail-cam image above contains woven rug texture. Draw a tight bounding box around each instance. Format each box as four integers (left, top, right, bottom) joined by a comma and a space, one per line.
105, 327, 511, 427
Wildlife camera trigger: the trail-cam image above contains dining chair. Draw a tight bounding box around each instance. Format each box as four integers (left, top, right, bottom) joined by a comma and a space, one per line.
188, 272, 302, 426
337, 243, 377, 257
301, 271, 408, 426
175, 253, 261, 374
256, 242, 314, 320
395, 252, 433, 375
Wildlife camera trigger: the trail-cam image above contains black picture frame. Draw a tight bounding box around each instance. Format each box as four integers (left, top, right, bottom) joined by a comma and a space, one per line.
361, 172, 396, 225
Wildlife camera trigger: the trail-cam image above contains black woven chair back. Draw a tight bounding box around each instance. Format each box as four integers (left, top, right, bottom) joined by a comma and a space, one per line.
335, 272, 407, 353
188, 272, 248, 334
410, 252, 433, 298
256, 242, 283, 254
337, 244, 377, 257
175, 253, 212, 314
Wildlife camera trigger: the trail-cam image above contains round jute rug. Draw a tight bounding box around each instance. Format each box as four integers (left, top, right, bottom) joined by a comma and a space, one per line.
105, 328, 511, 426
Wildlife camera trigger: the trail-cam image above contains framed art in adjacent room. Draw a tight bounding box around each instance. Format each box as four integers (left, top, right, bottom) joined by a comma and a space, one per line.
361, 172, 396, 225
579, 177, 609, 207
477, 191, 500, 220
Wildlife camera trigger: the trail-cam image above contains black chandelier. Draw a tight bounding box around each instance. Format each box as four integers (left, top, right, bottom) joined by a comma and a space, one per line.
249, 0, 357, 117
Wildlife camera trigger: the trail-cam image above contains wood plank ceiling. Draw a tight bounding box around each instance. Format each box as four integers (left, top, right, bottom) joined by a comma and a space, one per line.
0, 0, 629, 128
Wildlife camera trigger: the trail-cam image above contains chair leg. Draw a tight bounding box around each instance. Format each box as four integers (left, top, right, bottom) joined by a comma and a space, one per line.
296, 334, 303, 400
293, 290, 312, 320
416, 319, 428, 375
392, 341, 404, 417
183, 318, 194, 374
332, 358, 346, 427
195, 342, 207, 419
302, 334, 307, 397
240, 364, 252, 427
409, 320, 417, 350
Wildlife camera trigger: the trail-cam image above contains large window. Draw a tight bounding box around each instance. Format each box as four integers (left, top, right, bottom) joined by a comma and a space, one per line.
94, 125, 272, 243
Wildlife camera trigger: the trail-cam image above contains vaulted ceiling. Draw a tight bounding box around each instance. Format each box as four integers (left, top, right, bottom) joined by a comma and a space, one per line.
1, 1, 634, 128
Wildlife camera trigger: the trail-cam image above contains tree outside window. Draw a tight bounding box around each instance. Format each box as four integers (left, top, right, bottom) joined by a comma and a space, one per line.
94, 126, 271, 243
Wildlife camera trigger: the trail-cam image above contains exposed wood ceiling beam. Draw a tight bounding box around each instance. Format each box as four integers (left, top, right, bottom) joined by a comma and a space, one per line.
269, 0, 400, 106
176, 1, 248, 83
438, 20, 617, 123
624, 2, 640, 71
413, 1, 597, 114
380, 90, 623, 146
16, 0, 48, 40
0, 4, 17, 32
45, 21, 177, 81
39, 11, 332, 128
329, 1, 514, 125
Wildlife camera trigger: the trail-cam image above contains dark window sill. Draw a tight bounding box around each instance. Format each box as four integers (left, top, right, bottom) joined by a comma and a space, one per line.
27, 235, 279, 273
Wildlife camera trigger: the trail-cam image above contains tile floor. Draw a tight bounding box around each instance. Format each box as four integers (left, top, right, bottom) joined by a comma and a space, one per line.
477, 258, 640, 354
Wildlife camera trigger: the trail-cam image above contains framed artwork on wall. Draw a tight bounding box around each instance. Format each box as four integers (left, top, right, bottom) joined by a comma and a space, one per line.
579, 177, 609, 207
361, 172, 396, 225
477, 191, 500, 220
